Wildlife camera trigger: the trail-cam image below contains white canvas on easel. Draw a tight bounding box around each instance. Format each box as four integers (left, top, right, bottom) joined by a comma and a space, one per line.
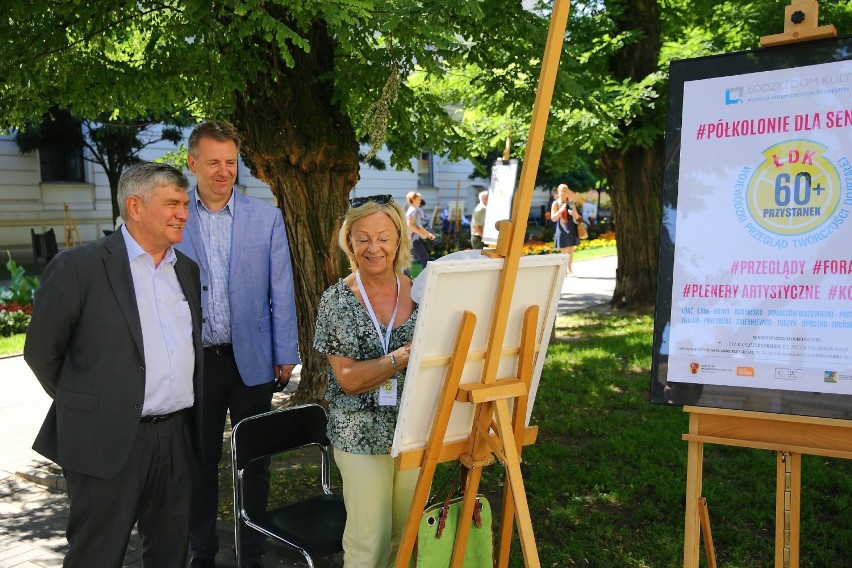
391, 253, 568, 457
482, 159, 518, 246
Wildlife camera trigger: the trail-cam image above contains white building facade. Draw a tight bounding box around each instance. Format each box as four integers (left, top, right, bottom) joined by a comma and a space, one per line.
0, 126, 549, 252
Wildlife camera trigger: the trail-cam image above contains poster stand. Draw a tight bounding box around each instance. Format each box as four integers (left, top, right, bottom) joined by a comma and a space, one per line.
453, 182, 464, 228
430, 204, 442, 235
759, 0, 836, 47
676, 4, 841, 568
682, 406, 852, 568
393, 1, 571, 566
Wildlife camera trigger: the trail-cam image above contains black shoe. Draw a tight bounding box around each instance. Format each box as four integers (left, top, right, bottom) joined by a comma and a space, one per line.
188, 558, 215, 568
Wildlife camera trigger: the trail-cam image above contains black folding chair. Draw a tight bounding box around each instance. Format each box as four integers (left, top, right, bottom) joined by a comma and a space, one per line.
231, 404, 346, 567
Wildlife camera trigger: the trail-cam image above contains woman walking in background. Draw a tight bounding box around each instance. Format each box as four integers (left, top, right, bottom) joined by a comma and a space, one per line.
551, 183, 581, 275
405, 191, 435, 270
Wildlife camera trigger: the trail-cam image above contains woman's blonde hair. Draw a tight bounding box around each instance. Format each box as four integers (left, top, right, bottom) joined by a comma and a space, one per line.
405, 191, 421, 205
338, 199, 412, 274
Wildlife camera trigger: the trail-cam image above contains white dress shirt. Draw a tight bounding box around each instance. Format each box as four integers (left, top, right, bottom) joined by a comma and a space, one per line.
121, 225, 195, 416
195, 191, 234, 346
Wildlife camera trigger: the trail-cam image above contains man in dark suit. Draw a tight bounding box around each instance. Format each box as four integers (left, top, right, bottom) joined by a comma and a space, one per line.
24, 162, 203, 567
175, 120, 299, 568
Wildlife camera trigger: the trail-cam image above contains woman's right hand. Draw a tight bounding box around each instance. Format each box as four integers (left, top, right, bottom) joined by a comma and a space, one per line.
392, 343, 412, 369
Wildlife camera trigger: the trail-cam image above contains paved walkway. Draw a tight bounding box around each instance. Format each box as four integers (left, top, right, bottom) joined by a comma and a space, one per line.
0, 255, 616, 567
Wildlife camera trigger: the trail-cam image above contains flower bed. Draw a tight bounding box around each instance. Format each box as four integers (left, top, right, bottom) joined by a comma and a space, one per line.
522, 241, 559, 255
523, 232, 616, 256
2, 253, 38, 337
577, 231, 616, 251
0, 302, 31, 337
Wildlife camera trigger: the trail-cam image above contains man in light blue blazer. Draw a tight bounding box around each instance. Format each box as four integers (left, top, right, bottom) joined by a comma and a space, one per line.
175, 120, 300, 568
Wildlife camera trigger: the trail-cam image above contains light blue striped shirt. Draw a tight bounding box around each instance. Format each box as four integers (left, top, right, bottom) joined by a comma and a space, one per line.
120, 225, 195, 416
195, 191, 234, 346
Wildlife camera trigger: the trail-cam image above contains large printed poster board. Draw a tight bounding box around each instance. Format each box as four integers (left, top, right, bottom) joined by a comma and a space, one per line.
651, 36, 852, 419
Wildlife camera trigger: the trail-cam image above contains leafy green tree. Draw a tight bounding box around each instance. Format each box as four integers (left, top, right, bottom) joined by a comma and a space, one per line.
6, 0, 848, 398
444, 0, 851, 307
0, 0, 541, 400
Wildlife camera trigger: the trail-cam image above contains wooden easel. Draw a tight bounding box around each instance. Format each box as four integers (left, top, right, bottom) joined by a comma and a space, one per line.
394, 2, 571, 566
395, 304, 542, 567
429, 204, 442, 235
442, 182, 465, 249
449, 182, 464, 234
682, 406, 852, 568
63, 203, 81, 248
759, 0, 836, 47
502, 129, 511, 162
680, 5, 840, 567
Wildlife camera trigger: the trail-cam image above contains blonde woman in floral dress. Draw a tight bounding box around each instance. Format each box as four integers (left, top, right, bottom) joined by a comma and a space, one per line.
314, 194, 419, 567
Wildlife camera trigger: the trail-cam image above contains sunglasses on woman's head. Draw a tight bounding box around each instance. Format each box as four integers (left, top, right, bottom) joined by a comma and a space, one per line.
349, 194, 394, 208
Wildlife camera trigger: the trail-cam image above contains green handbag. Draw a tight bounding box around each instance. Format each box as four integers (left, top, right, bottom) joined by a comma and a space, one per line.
411, 492, 493, 567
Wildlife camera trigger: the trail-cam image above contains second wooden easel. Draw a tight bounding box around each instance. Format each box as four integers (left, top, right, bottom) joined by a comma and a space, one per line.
683, 406, 852, 568
63, 203, 81, 248
394, 1, 571, 566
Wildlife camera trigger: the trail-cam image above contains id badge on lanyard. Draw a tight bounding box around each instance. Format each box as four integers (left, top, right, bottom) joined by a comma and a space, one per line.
356, 272, 400, 406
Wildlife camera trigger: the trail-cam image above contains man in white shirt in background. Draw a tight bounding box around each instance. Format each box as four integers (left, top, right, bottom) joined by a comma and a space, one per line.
470, 190, 488, 249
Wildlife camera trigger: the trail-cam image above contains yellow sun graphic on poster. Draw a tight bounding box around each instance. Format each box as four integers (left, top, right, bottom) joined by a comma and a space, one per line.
746, 140, 842, 236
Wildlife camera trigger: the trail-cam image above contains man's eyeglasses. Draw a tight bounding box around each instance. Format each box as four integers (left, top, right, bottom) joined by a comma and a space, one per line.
349, 194, 394, 208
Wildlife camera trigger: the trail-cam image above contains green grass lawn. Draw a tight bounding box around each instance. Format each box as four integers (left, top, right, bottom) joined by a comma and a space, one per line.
0, 333, 25, 357
218, 307, 852, 567
489, 309, 852, 567
573, 243, 616, 261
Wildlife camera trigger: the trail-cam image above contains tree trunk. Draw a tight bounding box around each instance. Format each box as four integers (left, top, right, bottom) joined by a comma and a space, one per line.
601, 0, 662, 309
601, 144, 662, 308
108, 171, 121, 225
232, 22, 360, 403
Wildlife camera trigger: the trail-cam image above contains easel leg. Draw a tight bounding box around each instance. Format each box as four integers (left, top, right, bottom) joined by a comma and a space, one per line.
775, 451, 801, 568
697, 497, 717, 568
395, 311, 477, 568
453, 398, 500, 568
683, 413, 703, 568
497, 473, 515, 567
452, 462, 487, 568
494, 400, 540, 567
497, 306, 539, 568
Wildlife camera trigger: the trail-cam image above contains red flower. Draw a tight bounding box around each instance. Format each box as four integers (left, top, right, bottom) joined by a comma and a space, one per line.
0, 302, 32, 315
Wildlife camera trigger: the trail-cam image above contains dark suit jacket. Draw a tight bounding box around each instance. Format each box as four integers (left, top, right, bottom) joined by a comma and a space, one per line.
24, 230, 204, 479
